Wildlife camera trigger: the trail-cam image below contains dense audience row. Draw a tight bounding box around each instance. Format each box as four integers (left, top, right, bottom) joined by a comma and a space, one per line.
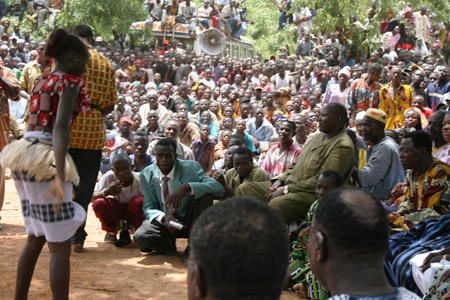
0, 1, 448, 299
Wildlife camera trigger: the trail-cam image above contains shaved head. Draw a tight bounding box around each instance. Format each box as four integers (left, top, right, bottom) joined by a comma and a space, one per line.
314, 188, 389, 255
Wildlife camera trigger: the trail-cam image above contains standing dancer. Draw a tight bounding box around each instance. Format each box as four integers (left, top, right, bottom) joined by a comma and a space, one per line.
70, 25, 118, 252
0, 29, 89, 300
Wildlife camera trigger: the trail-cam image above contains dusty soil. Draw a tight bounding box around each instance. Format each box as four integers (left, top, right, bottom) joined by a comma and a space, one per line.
0, 179, 299, 300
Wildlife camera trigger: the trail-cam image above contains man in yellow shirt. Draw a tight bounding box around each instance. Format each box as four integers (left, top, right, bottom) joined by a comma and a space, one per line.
70, 25, 118, 252
20, 42, 48, 94
380, 67, 414, 130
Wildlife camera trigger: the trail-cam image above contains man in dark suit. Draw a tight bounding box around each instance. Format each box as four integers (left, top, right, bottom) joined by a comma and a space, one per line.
134, 138, 224, 255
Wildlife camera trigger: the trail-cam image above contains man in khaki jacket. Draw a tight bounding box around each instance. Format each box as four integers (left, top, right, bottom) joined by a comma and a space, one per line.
267, 103, 356, 223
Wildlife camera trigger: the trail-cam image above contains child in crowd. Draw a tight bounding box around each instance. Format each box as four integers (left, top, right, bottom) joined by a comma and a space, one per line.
92, 154, 144, 247
288, 171, 344, 299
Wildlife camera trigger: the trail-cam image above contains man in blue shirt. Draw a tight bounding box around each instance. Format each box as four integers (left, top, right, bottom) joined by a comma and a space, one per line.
357, 108, 405, 200
426, 65, 450, 111
246, 107, 276, 142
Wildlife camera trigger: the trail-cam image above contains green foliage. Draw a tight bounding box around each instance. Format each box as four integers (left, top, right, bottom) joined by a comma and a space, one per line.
57, 0, 146, 41
23, 0, 448, 55
245, 0, 296, 57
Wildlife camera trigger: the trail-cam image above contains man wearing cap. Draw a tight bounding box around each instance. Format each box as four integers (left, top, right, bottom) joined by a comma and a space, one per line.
70, 25, 118, 252
101, 116, 134, 174
357, 109, 404, 201
379, 66, 414, 130
426, 66, 450, 111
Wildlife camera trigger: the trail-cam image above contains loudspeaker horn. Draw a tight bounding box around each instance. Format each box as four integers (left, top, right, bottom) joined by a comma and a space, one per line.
199, 28, 226, 56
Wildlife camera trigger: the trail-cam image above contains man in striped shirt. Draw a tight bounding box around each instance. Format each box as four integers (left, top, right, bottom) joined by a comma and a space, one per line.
357, 109, 404, 200
261, 120, 301, 179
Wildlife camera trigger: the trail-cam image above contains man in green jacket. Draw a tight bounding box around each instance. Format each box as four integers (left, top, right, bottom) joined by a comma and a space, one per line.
214, 146, 271, 202
134, 138, 224, 255
267, 103, 356, 223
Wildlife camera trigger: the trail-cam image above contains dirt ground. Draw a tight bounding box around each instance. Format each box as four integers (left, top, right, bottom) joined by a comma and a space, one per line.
0, 179, 299, 300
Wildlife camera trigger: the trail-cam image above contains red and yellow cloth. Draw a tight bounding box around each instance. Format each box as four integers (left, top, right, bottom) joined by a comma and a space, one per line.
69, 48, 118, 150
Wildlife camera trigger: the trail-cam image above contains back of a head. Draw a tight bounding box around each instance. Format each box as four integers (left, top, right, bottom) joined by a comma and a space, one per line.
74, 24, 94, 42
314, 187, 389, 257
44, 29, 89, 63
189, 197, 289, 300
429, 110, 446, 124
403, 130, 432, 155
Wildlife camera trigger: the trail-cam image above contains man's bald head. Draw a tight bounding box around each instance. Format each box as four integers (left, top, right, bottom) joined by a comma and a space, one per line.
314, 187, 389, 256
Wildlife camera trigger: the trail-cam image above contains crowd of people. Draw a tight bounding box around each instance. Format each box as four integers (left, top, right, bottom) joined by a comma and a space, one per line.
0, 0, 449, 299
143, 0, 250, 39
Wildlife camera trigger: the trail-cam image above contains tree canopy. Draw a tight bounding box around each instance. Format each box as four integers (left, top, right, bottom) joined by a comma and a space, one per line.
58, 0, 145, 40
17, 0, 450, 57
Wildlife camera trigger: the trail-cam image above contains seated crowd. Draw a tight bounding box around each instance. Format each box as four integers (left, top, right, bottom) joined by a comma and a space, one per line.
0, 2, 449, 299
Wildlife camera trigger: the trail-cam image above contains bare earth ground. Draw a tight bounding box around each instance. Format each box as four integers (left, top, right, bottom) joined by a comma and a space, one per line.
0, 179, 299, 300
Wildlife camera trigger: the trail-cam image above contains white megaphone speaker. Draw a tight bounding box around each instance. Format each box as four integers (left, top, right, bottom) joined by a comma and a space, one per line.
199, 28, 226, 56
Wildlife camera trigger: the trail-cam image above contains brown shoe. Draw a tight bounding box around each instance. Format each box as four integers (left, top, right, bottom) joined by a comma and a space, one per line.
72, 242, 84, 253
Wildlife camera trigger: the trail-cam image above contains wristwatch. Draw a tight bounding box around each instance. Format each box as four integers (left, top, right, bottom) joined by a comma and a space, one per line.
283, 185, 289, 195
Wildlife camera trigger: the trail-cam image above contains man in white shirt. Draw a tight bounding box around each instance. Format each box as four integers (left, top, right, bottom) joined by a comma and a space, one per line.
221, 0, 241, 38
139, 92, 172, 127
413, 7, 430, 45
177, 0, 197, 32
92, 154, 144, 247
293, 6, 312, 42
147, 119, 194, 160
201, 68, 216, 89
144, 0, 163, 23
197, 0, 214, 28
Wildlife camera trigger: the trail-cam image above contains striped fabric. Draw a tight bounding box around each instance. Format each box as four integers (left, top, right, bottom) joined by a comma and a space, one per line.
385, 214, 450, 296
21, 199, 75, 223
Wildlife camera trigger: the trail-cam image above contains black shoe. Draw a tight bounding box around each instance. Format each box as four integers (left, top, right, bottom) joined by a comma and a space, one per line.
114, 229, 132, 248
104, 232, 117, 243
155, 240, 177, 256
